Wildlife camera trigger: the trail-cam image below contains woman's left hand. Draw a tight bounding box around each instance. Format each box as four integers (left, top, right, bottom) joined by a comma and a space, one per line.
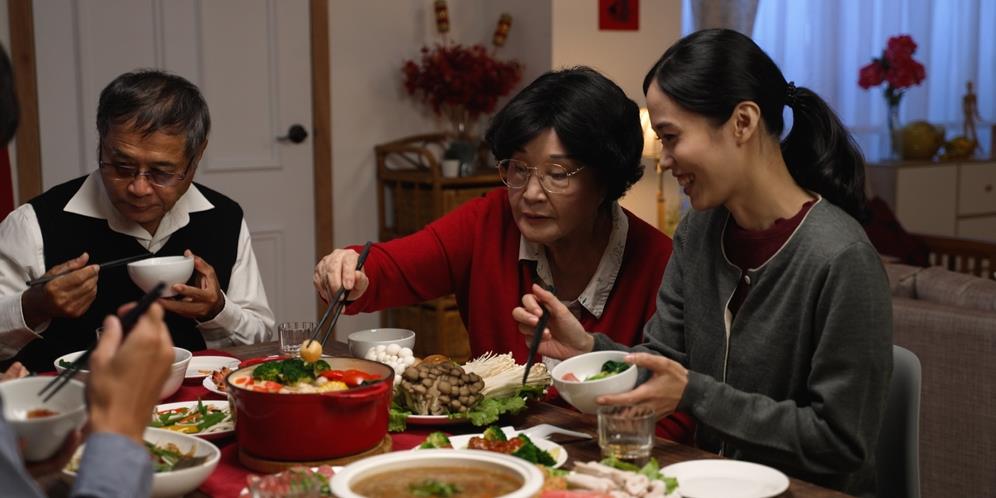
596, 352, 689, 416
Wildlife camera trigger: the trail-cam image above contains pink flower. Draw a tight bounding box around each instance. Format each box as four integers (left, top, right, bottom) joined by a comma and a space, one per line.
858, 34, 926, 93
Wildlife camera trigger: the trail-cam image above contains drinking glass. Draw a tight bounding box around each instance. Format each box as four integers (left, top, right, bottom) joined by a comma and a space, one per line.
278, 322, 315, 358
597, 405, 657, 466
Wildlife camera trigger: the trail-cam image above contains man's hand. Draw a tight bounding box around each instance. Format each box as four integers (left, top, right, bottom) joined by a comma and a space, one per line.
595, 352, 688, 416
158, 250, 225, 321
86, 303, 174, 445
21, 253, 99, 329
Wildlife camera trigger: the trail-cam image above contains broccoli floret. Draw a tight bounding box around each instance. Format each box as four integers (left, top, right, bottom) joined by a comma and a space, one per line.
482, 426, 507, 442
311, 359, 331, 375
418, 432, 453, 449
252, 361, 283, 381
587, 360, 631, 381
279, 359, 314, 384
511, 434, 555, 466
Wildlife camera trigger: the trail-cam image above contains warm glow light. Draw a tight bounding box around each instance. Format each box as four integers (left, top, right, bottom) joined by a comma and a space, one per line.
639, 107, 661, 159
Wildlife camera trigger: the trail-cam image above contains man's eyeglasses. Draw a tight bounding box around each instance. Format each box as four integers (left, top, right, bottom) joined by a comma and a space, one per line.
497, 158, 585, 194
97, 143, 192, 188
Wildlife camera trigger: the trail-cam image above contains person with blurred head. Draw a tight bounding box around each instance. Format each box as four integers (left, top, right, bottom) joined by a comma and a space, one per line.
0, 43, 176, 498
0, 69, 274, 373
514, 30, 892, 497
315, 67, 693, 441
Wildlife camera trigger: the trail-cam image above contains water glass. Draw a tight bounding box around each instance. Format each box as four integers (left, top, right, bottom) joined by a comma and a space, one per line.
597, 405, 657, 466
278, 322, 315, 358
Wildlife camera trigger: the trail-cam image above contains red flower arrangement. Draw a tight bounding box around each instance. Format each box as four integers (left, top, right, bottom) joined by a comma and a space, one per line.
401, 2, 522, 132
858, 34, 926, 107
402, 44, 522, 120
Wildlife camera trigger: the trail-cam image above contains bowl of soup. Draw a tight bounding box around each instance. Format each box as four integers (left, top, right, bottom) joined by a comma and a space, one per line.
330, 449, 544, 498
226, 356, 394, 461
551, 350, 638, 414
127, 255, 194, 297
0, 376, 87, 461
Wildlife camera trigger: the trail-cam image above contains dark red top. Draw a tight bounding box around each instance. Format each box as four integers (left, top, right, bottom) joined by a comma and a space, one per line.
724, 200, 816, 316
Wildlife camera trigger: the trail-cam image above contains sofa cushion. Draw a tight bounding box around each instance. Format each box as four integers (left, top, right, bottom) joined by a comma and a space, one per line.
914, 266, 996, 312
883, 263, 923, 298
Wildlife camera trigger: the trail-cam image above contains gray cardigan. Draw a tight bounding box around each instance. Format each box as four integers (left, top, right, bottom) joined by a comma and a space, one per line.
593, 198, 893, 497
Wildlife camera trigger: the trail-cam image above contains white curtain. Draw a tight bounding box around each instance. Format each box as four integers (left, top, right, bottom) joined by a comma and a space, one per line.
683, 0, 996, 161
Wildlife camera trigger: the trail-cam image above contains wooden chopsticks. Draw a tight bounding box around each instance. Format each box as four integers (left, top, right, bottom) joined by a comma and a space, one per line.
309, 241, 373, 349
25, 253, 151, 287
37, 282, 166, 402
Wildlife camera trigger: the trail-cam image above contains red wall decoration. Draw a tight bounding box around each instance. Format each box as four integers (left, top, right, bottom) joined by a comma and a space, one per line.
599, 0, 639, 31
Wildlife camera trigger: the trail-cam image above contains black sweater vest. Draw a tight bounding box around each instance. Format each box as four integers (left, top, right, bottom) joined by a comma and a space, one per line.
13, 176, 242, 372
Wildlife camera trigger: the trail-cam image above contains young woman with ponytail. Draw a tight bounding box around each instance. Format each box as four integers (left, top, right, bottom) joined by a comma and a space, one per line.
513, 29, 892, 497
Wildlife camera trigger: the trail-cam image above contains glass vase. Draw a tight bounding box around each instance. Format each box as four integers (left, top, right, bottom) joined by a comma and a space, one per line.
884, 90, 903, 160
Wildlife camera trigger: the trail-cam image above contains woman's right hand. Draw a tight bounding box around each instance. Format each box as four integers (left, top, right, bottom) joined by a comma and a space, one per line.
313, 249, 369, 303
512, 284, 594, 360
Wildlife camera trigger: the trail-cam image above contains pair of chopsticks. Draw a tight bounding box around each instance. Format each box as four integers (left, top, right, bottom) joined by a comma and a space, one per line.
309, 241, 373, 350
37, 282, 166, 402
25, 253, 151, 287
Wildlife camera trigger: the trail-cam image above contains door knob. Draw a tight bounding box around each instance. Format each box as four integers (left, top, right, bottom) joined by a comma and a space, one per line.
277, 124, 308, 144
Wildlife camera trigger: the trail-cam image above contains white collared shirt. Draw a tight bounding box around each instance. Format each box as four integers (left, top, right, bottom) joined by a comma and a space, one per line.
0, 171, 275, 359
518, 202, 629, 320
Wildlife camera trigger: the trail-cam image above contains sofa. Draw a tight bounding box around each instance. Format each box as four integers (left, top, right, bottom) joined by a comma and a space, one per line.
882, 262, 996, 498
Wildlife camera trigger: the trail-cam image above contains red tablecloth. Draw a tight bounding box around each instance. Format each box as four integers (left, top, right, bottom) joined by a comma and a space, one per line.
174, 350, 433, 498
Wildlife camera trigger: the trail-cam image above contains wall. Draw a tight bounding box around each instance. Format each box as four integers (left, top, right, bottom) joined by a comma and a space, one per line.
551, 0, 682, 225
328, 1, 551, 339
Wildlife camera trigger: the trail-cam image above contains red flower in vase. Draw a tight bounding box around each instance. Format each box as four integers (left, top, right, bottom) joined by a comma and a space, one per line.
858, 34, 926, 104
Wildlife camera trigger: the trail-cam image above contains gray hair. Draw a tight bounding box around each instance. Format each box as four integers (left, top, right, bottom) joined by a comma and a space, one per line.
96, 69, 210, 162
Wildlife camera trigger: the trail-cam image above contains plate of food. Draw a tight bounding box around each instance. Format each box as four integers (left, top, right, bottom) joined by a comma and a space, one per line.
202, 366, 234, 397
390, 352, 552, 432
238, 466, 340, 497
414, 426, 567, 468
184, 356, 239, 384
150, 399, 233, 440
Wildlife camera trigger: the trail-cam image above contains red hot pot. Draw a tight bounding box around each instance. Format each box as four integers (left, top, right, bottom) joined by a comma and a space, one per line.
227, 356, 393, 461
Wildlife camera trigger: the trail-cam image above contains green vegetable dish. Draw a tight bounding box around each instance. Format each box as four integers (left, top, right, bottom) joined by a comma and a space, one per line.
585, 360, 630, 381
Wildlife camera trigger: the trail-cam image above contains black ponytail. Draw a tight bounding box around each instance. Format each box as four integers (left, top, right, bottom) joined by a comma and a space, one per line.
643, 29, 868, 221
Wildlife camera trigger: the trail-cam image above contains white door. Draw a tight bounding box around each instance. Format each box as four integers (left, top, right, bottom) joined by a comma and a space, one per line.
33, 0, 316, 324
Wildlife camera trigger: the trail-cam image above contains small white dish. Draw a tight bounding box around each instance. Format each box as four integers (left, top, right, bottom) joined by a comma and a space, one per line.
201, 375, 227, 397
56, 347, 190, 401
185, 356, 239, 380
127, 255, 194, 297
413, 429, 568, 468
661, 459, 790, 498
64, 427, 221, 498
151, 400, 234, 440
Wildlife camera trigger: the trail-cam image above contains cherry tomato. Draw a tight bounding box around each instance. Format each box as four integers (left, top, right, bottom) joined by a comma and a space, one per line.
320, 370, 345, 382
340, 369, 379, 387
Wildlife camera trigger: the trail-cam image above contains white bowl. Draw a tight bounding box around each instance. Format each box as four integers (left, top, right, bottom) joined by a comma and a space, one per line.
63, 427, 220, 498
551, 350, 638, 414
54, 347, 191, 400
347, 328, 415, 359
0, 376, 87, 461
330, 449, 543, 498
127, 255, 194, 297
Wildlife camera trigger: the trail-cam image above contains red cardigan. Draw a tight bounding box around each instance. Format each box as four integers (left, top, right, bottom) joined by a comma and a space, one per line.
348, 188, 694, 442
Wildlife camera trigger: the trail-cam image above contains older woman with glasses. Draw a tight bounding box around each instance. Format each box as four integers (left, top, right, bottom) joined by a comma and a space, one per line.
315, 66, 693, 440
0, 69, 275, 373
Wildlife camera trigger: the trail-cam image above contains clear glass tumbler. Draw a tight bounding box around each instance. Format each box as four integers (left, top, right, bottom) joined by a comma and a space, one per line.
278, 322, 315, 358
597, 405, 657, 466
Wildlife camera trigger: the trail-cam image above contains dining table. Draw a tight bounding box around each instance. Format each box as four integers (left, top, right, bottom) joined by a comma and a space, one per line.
138, 339, 854, 498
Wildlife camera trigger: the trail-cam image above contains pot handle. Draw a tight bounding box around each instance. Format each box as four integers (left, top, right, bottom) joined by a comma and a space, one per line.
324, 380, 390, 404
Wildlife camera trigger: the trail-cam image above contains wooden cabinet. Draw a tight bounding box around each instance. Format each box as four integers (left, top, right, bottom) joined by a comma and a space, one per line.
867, 159, 996, 242
373, 133, 503, 362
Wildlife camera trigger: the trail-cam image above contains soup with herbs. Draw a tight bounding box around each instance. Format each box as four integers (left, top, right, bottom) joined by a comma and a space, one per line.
351, 466, 523, 498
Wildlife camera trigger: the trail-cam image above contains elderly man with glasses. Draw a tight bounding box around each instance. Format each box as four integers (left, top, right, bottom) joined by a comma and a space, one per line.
0, 69, 274, 372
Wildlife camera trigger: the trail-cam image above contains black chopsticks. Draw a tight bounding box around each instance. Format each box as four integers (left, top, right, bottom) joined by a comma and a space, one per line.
309, 241, 373, 350
523, 283, 556, 385
37, 282, 166, 402
25, 253, 151, 287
